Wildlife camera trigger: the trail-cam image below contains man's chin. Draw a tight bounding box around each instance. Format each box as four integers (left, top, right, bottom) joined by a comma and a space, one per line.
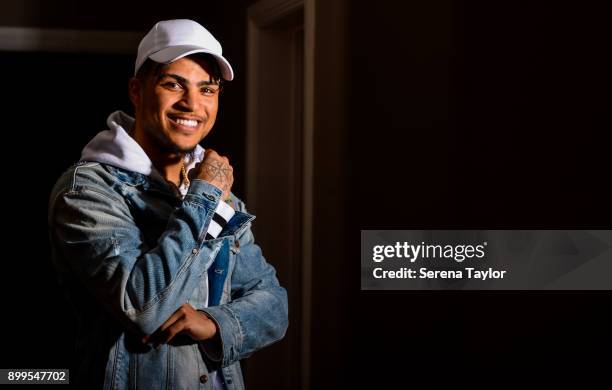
169, 135, 201, 154
166, 143, 198, 154
159, 137, 199, 154
145, 124, 200, 154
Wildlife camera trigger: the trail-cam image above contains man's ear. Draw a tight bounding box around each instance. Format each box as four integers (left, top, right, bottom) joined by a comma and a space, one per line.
128, 77, 142, 107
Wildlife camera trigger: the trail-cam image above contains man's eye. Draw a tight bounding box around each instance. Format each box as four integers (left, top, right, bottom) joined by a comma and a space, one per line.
202, 87, 219, 96
163, 82, 182, 90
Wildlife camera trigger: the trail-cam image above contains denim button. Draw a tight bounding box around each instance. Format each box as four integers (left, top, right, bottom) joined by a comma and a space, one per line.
192, 248, 198, 254
234, 239, 240, 248
199, 374, 208, 383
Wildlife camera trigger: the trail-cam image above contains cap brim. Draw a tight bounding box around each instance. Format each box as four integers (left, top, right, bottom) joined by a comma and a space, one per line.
149, 45, 234, 81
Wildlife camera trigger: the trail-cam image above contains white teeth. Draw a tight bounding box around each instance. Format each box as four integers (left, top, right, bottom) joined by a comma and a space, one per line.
174, 118, 198, 127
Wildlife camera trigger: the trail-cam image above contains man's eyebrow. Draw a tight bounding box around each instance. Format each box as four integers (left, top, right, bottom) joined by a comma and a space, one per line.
158, 73, 219, 86
197, 80, 220, 87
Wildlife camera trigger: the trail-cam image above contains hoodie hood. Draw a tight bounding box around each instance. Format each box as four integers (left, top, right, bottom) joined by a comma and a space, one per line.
81, 110, 205, 180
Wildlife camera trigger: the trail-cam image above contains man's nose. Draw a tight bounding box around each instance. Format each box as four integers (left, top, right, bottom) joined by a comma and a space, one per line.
175, 89, 199, 111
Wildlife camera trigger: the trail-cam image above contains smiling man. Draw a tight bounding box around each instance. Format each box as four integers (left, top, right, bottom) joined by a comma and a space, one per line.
48, 19, 288, 389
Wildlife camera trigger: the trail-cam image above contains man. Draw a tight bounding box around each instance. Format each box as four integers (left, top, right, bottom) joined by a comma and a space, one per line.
48, 19, 288, 389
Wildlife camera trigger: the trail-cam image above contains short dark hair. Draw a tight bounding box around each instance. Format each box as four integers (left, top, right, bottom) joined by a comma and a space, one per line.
135, 53, 224, 83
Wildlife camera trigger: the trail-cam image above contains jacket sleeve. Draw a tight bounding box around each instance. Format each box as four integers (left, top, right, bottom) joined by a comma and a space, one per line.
199, 217, 289, 367
49, 173, 226, 336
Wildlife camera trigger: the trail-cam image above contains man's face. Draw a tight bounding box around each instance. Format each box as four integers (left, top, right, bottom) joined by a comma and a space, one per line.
133, 56, 220, 154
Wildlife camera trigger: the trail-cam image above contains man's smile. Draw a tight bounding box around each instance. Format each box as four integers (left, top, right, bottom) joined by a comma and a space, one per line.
167, 113, 203, 129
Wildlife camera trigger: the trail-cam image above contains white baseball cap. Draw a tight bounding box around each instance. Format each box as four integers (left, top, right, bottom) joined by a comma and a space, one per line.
134, 19, 234, 81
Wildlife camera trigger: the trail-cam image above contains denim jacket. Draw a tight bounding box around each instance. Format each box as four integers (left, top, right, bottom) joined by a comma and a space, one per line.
48, 160, 289, 389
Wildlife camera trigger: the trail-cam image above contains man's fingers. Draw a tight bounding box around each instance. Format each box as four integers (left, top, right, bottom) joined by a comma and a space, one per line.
158, 309, 184, 333
148, 318, 183, 348
205, 149, 224, 161
142, 304, 189, 344
157, 318, 189, 347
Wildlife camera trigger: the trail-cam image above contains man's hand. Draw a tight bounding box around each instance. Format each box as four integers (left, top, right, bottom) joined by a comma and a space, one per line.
192, 149, 234, 200
142, 303, 217, 348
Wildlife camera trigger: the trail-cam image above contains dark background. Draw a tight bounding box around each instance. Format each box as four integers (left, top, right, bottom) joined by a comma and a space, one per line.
1, 0, 611, 388
348, 1, 612, 387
